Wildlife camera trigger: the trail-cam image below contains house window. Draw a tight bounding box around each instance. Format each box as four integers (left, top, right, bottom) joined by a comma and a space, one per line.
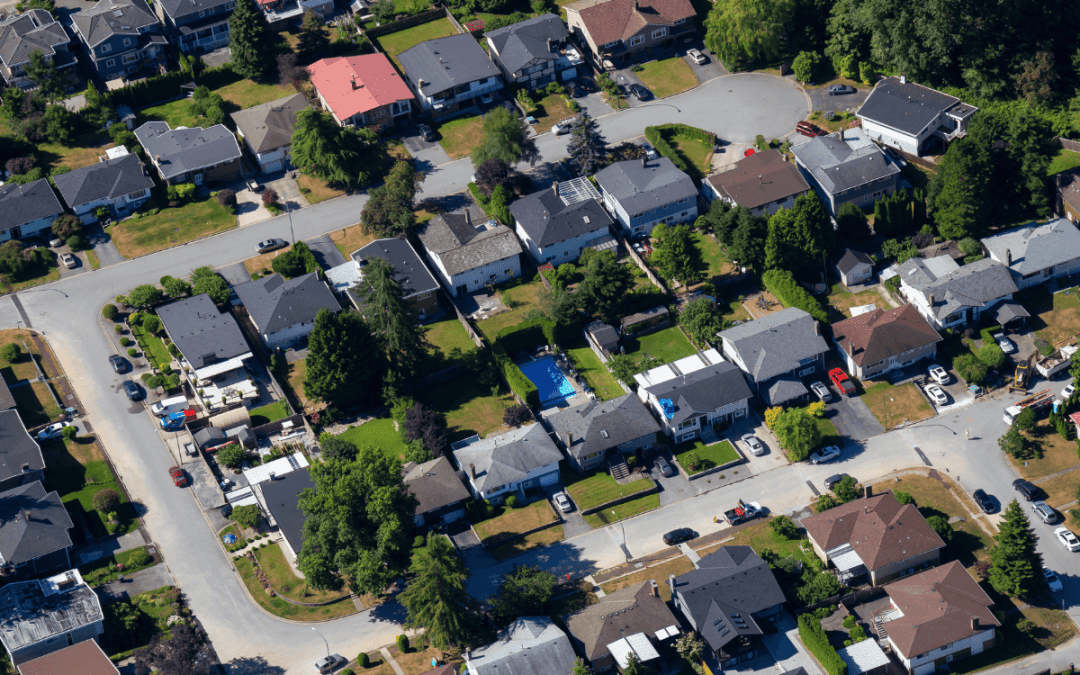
106, 58, 116, 66
678, 419, 695, 430
123, 37, 132, 46
679, 433, 695, 442
418, 291, 432, 300
101, 44, 112, 53
199, 9, 206, 16
603, 40, 619, 48
122, 53, 138, 64
224, 1, 235, 8
652, 28, 666, 39
630, 35, 645, 46
675, 17, 686, 23
798, 366, 815, 377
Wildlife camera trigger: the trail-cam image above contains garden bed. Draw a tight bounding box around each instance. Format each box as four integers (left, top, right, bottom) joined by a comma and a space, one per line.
235, 553, 357, 621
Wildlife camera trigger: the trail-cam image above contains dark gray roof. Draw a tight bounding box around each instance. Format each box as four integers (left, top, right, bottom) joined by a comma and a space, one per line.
545, 394, 660, 460
352, 238, 440, 300
763, 376, 809, 406
158, 0, 233, 21
467, 617, 576, 675
993, 299, 1030, 325
193, 426, 228, 449
486, 13, 568, 75
836, 248, 874, 275
857, 76, 974, 137
981, 218, 1080, 276
229, 93, 311, 155
71, 0, 157, 49
402, 456, 470, 516
564, 581, 679, 663
0, 10, 68, 69
0, 381, 14, 412
0, 410, 43, 485
399, 33, 502, 97
453, 423, 562, 493
594, 157, 697, 216
671, 546, 786, 653
718, 307, 829, 384
511, 187, 612, 248
0, 179, 63, 233
134, 121, 243, 181
233, 273, 340, 335
417, 205, 523, 277
791, 128, 899, 195
644, 361, 752, 426
52, 153, 154, 210
585, 320, 618, 350
897, 257, 1018, 321
156, 294, 251, 369
0, 481, 73, 566
260, 469, 314, 557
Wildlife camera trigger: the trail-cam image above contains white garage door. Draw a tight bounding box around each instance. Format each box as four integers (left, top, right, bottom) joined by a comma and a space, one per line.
914, 662, 936, 675
262, 159, 283, 173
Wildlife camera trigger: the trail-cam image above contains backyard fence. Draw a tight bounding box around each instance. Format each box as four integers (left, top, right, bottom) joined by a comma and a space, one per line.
448, 295, 486, 349
1057, 137, 1080, 153
612, 231, 669, 294
442, 5, 468, 35
580, 327, 632, 395
364, 8, 452, 38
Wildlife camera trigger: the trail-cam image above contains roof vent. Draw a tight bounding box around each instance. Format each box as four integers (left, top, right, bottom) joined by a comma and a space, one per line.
600, 430, 609, 438
583, 215, 590, 224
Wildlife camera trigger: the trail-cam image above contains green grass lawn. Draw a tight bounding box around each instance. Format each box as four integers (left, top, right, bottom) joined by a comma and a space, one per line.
111, 198, 236, 259
476, 276, 544, 340
100, 586, 184, 658
422, 369, 513, 442
235, 556, 357, 621
436, 115, 485, 159
129, 324, 172, 371
42, 441, 137, 540
622, 326, 697, 364
693, 231, 729, 282
11, 382, 60, 427
375, 18, 458, 66
423, 316, 479, 369
668, 134, 713, 184
583, 493, 660, 527
635, 57, 698, 99
564, 471, 653, 511
472, 499, 557, 543
861, 381, 934, 430
673, 439, 739, 475
256, 542, 354, 605
565, 337, 624, 400
248, 400, 289, 426
529, 92, 576, 133
1047, 147, 1080, 176
142, 80, 296, 128
827, 282, 883, 318
337, 417, 408, 461
1020, 285, 1080, 345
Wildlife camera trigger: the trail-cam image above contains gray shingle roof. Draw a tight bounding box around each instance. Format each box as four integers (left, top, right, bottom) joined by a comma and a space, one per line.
790, 127, 899, 195
351, 238, 440, 300
545, 394, 660, 461
233, 272, 340, 336
229, 93, 310, 155
718, 307, 829, 384
511, 187, 612, 247
762, 376, 808, 406
857, 76, 974, 137
836, 248, 874, 275
0, 571, 103, 653
0, 179, 63, 234
643, 361, 752, 426
158, 0, 233, 22
0, 410, 43, 486
71, 0, 158, 49
402, 456, 470, 516
399, 33, 502, 97
671, 547, 786, 653
0, 380, 14, 412
981, 218, 1080, 277
466, 617, 576, 675
417, 205, 523, 277
134, 121, 242, 181
156, 294, 251, 369
897, 257, 1018, 321
594, 157, 697, 217
452, 423, 562, 493
52, 153, 154, 210
0, 10, 68, 69
564, 581, 679, 662
260, 468, 314, 558
486, 13, 568, 75
0, 481, 73, 566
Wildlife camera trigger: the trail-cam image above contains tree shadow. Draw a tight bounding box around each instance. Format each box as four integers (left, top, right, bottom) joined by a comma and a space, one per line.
223, 656, 287, 675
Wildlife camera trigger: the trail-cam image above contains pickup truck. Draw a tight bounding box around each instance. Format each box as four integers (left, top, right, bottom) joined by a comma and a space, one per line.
160, 409, 195, 431
722, 500, 762, 526
829, 368, 856, 396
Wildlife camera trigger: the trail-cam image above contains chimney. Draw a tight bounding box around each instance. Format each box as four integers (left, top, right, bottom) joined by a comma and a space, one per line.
268, 471, 276, 480
21, 463, 30, 473
650, 580, 658, 597
839, 127, 844, 142
566, 432, 573, 445
814, 322, 820, 335
900, 74, 907, 84
928, 292, 935, 305
848, 341, 854, 356
1005, 248, 1012, 266
547, 37, 554, 53
641, 156, 646, 168
971, 618, 978, 631
470, 463, 476, 478
351, 76, 357, 90
464, 208, 471, 225
668, 573, 676, 591
865, 484, 873, 498
553, 181, 559, 196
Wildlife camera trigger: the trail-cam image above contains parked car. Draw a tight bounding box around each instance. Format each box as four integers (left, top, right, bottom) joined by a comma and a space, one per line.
553, 117, 578, 136
829, 368, 856, 395
741, 433, 765, 456
810, 445, 841, 464
60, 253, 76, 269
480, 92, 495, 104
1063, 381, 1076, 399
109, 354, 127, 373
169, 466, 187, 487
928, 364, 951, 385
663, 528, 696, 545
687, 48, 707, 64
656, 456, 675, 477
796, 121, 825, 137
49, 236, 63, 248
642, 143, 659, 160
1013, 478, 1039, 501
1044, 568, 1063, 593
256, 238, 287, 255
629, 84, 652, 100
972, 489, 995, 514
993, 332, 1016, 354
924, 383, 949, 406
122, 380, 143, 401
743, 148, 756, 157
315, 655, 346, 674
1033, 500, 1058, 524
810, 381, 832, 402
827, 84, 855, 95
417, 124, 435, 142
824, 473, 850, 490
37, 421, 72, 440
552, 491, 573, 513
1055, 526, 1080, 551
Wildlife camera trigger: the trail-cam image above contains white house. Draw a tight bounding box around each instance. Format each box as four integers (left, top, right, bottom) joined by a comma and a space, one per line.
416, 205, 523, 297
594, 156, 697, 237
0, 179, 64, 242
857, 76, 977, 157
51, 149, 154, 223
232, 272, 341, 349
981, 218, 1080, 290
897, 256, 1018, 330
451, 423, 562, 504
835, 248, 874, 288
510, 178, 614, 264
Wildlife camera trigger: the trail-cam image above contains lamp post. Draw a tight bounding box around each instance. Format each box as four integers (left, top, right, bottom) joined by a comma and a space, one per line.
312, 626, 329, 658
613, 510, 628, 562
883, 394, 894, 429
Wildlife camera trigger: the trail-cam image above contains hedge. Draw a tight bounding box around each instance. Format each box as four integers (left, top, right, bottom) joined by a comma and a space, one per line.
798, 614, 848, 675
643, 123, 717, 176
487, 316, 579, 410
105, 63, 242, 108
491, 342, 540, 409
762, 269, 829, 323
643, 127, 690, 174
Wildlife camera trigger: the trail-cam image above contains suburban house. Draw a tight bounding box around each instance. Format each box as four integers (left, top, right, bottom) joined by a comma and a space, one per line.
564, 581, 681, 673
565, 0, 695, 66
417, 204, 523, 297
156, 294, 257, 410
857, 76, 977, 157
835, 248, 875, 287
344, 238, 442, 320
398, 33, 503, 121
255, 0, 332, 24
897, 256, 1019, 330
634, 350, 753, 443
511, 179, 614, 264
308, 54, 414, 130
0, 482, 74, 580
451, 423, 563, 503
134, 121, 243, 185
17, 639, 119, 675
594, 157, 697, 237
0, 179, 64, 242
0, 569, 104, 666
0, 410, 45, 494
485, 13, 583, 90
0, 10, 74, 88
831, 305, 943, 381
802, 489, 945, 586
717, 307, 830, 406
981, 218, 1080, 290
669, 547, 787, 670
403, 456, 471, 528
154, 0, 235, 53
790, 127, 901, 216
229, 93, 311, 174
544, 393, 661, 472
877, 561, 1000, 674
51, 150, 154, 223
702, 149, 811, 217
70, 0, 167, 82
258, 468, 314, 563
464, 617, 577, 675
1056, 169, 1080, 223
232, 272, 341, 349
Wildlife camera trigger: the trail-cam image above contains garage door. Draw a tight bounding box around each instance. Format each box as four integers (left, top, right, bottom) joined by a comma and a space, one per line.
913, 662, 936, 675
539, 471, 560, 486
262, 159, 283, 173
441, 508, 465, 524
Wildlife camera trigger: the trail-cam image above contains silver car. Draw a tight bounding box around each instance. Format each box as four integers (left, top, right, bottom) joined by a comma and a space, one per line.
687, 48, 707, 64
553, 492, 573, 513
928, 364, 950, 384
741, 434, 765, 456
1033, 500, 1057, 524
810, 381, 832, 402
810, 446, 841, 464
993, 332, 1016, 354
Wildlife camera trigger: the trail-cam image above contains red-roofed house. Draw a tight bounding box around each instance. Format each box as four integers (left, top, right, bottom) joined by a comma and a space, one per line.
309, 54, 414, 131
830, 304, 942, 380
565, 0, 695, 65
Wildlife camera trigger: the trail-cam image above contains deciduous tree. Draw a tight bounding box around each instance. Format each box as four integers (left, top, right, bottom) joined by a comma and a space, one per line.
360, 160, 421, 237
491, 564, 556, 620
228, 0, 274, 80
772, 408, 821, 461
989, 499, 1044, 597
320, 436, 358, 461
160, 275, 192, 298
471, 107, 540, 168
976, 343, 1006, 369
127, 285, 164, 309
474, 157, 511, 198
538, 285, 578, 326
399, 532, 473, 650
679, 297, 723, 348
704, 0, 794, 68
190, 267, 230, 304
304, 308, 386, 409
403, 402, 447, 458
764, 194, 834, 275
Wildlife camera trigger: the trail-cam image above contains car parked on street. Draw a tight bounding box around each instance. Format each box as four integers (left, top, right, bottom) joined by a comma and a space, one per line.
122, 380, 143, 401
1044, 568, 1063, 592
663, 528, 696, 545
417, 124, 435, 142
811, 445, 841, 464
1033, 500, 1058, 524
993, 332, 1016, 354
315, 655, 346, 674
256, 238, 287, 255
37, 421, 71, 440
656, 456, 675, 477
109, 354, 127, 373
827, 84, 855, 95
1013, 478, 1039, 501
810, 381, 832, 402
60, 253, 76, 269
1055, 526, 1080, 551
972, 489, 995, 514
928, 364, 951, 384
824, 473, 850, 490
553, 491, 573, 513
687, 48, 707, 64
925, 383, 949, 406
629, 84, 652, 100
169, 466, 187, 487
741, 434, 765, 456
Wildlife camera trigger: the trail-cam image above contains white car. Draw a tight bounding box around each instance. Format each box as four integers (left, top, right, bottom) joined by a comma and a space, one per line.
553, 492, 573, 513
741, 434, 765, 456
687, 48, 707, 65
993, 332, 1016, 354
924, 383, 948, 406
928, 364, 951, 385
641, 143, 659, 160
810, 446, 841, 464
37, 421, 72, 440
1063, 382, 1076, 399
60, 253, 76, 269
1044, 568, 1063, 593
1055, 527, 1080, 551
810, 381, 832, 402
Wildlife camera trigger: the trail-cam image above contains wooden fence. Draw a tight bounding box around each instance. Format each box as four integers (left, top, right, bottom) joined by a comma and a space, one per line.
365, 7, 451, 38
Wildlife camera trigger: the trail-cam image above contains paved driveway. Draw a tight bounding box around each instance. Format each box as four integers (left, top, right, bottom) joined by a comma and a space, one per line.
826, 394, 884, 441
218, 262, 251, 287
86, 224, 124, 268
401, 127, 452, 171
683, 43, 728, 83
650, 453, 695, 506
806, 84, 869, 116
305, 233, 347, 269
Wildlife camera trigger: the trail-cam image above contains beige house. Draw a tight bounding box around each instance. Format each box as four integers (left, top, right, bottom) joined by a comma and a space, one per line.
565, 0, 695, 66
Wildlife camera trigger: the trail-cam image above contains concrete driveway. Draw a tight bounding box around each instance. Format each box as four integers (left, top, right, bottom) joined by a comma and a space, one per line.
826, 394, 884, 441
651, 452, 696, 506
86, 223, 124, 268
682, 43, 728, 83
218, 262, 251, 287
401, 127, 453, 172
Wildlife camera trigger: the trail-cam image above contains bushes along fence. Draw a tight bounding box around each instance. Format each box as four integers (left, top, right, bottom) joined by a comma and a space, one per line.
762, 269, 829, 323
797, 614, 848, 675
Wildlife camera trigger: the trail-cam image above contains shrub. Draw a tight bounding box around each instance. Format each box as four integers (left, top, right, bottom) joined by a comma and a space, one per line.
413, 535, 426, 548
769, 515, 799, 540
842, 615, 856, 630
102, 304, 119, 320
0, 343, 20, 362
217, 444, 247, 468
342, 670, 354, 675
503, 404, 532, 427
92, 488, 121, 513
216, 189, 237, 208
114, 325, 123, 334
127, 548, 152, 567
262, 188, 279, 206
166, 183, 195, 203
61, 425, 77, 441
120, 337, 131, 347
682, 451, 700, 471
357, 653, 370, 668
762, 269, 828, 322
66, 235, 87, 252
798, 614, 847, 675
396, 635, 409, 652
505, 494, 518, 508
893, 490, 915, 506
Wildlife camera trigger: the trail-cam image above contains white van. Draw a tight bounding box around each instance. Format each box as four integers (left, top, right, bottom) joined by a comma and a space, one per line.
151, 395, 188, 417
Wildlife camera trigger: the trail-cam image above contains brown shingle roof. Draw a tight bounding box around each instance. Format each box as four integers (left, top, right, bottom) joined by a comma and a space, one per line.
1059, 169, 1080, 216
830, 304, 942, 367
403, 456, 470, 516
18, 639, 119, 675
563, 581, 678, 661
705, 149, 810, 210
883, 561, 1000, 658
566, 0, 694, 45
802, 491, 945, 571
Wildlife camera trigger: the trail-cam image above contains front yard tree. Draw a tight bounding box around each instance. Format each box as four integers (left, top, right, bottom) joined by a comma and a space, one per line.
291, 108, 378, 187
356, 257, 429, 379
25, 50, 63, 102
772, 408, 821, 461
297, 10, 329, 62
127, 284, 164, 309
491, 564, 556, 621
929, 136, 992, 240
471, 107, 540, 168
997, 426, 1027, 459
704, 0, 794, 68
298, 449, 419, 595
160, 275, 192, 298
190, 266, 230, 304
680, 297, 723, 348
576, 250, 632, 322
566, 112, 607, 176
976, 342, 1006, 369
989, 499, 1044, 597
651, 223, 703, 285
474, 157, 511, 198
51, 214, 82, 241
399, 532, 473, 651
304, 308, 386, 409
403, 401, 447, 458
228, 0, 274, 81
360, 159, 422, 237
271, 241, 318, 278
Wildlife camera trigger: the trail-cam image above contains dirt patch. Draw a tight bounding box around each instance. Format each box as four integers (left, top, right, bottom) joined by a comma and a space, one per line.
743, 291, 783, 319
329, 223, 375, 260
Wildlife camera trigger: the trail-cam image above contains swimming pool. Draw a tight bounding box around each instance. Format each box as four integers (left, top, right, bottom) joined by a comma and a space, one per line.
518, 356, 576, 405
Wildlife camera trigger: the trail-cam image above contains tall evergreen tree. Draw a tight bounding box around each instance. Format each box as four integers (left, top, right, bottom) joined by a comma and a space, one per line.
360, 159, 421, 237
399, 532, 473, 651
228, 0, 274, 80
1006, 110, 1053, 216
566, 112, 607, 176
651, 223, 702, 284
928, 136, 993, 240
764, 194, 833, 275
297, 10, 329, 62
357, 257, 429, 379
25, 50, 62, 102
727, 208, 768, 272
576, 250, 632, 322
304, 308, 386, 409
988, 499, 1044, 597
291, 108, 377, 187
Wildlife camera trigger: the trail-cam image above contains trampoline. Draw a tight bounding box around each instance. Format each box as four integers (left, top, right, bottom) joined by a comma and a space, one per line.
519, 356, 575, 404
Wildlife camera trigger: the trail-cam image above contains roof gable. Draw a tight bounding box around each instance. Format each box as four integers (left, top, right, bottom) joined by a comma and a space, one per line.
398, 33, 502, 96
351, 238, 440, 300
0, 179, 63, 233
417, 206, 523, 277
0, 410, 44, 485
706, 149, 811, 210
717, 307, 829, 382
233, 272, 341, 335
402, 456, 470, 515
229, 93, 310, 154
566, 0, 694, 45
486, 14, 568, 74
452, 424, 562, 492
0, 481, 73, 566
52, 153, 154, 209
857, 77, 974, 137
259, 469, 314, 557
467, 617, 577, 675
790, 127, 900, 194
510, 186, 612, 247
563, 582, 678, 660
981, 218, 1080, 276
831, 304, 942, 367
836, 248, 873, 274
545, 394, 660, 459
0, 10, 68, 68
71, 0, 158, 48
134, 121, 243, 180
594, 157, 697, 214
156, 294, 251, 368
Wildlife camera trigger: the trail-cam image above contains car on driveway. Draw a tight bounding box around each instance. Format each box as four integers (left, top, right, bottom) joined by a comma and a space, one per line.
629, 84, 652, 100
122, 380, 143, 401
49, 236, 63, 247
824, 473, 849, 490
811, 445, 841, 464
37, 421, 71, 440
827, 84, 855, 95
741, 434, 766, 456
687, 48, 707, 64
972, 489, 995, 513
1044, 568, 1063, 593
993, 332, 1016, 354
743, 148, 756, 157
796, 121, 825, 137
810, 381, 832, 402
109, 354, 127, 373
553, 491, 573, 513
1033, 500, 1058, 523
417, 124, 435, 142
641, 143, 659, 159
315, 655, 346, 674
928, 364, 951, 384
925, 383, 949, 406
656, 456, 675, 477
829, 367, 856, 395
1013, 478, 1039, 501
169, 466, 187, 487
256, 238, 287, 255
60, 253, 76, 269
1063, 381, 1076, 399
1055, 527, 1080, 551
663, 528, 696, 545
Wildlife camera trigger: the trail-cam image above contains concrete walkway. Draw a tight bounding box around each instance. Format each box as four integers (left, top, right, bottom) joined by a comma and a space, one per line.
379, 647, 406, 675
76, 529, 147, 565
95, 563, 176, 605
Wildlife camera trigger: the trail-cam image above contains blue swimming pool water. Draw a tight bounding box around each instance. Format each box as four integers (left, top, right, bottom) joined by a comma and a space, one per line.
519, 356, 575, 404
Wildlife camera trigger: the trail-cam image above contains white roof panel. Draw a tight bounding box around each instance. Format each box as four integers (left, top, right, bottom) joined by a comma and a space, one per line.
195, 353, 251, 379
828, 545, 866, 572
838, 637, 891, 675
243, 453, 310, 485
673, 354, 708, 375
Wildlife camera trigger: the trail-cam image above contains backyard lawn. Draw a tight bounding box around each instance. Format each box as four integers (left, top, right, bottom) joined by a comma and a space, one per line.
111, 198, 236, 259
583, 493, 660, 527
1019, 285, 1080, 345
635, 57, 698, 99
827, 282, 882, 318
692, 232, 732, 282
564, 471, 653, 511
1047, 147, 1080, 176
861, 381, 933, 430
423, 316, 478, 369
530, 92, 576, 134
599, 554, 694, 601
376, 18, 458, 65
297, 174, 346, 205
423, 370, 514, 441
472, 499, 558, 543
475, 276, 544, 340
566, 337, 624, 400
248, 400, 289, 426
142, 80, 296, 128
673, 439, 739, 475
436, 115, 486, 159
42, 437, 138, 541
622, 326, 697, 364
1009, 419, 1079, 480
337, 417, 408, 461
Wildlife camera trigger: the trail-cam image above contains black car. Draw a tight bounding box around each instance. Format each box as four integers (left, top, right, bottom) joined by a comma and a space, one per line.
122, 380, 143, 401
972, 489, 995, 513
109, 354, 127, 373
827, 84, 855, 95
417, 124, 435, 142
629, 84, 652, 100
1013, 478, 1039, 501
663, 528, 696, 546
656, 456, 675, 477
824, 473, 850, 490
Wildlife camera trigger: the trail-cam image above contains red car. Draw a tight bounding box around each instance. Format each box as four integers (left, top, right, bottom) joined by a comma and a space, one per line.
743, 148, 756, 157
796, 121, 825, 137
169, 466, 187, 487
828, 368, 856, 396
